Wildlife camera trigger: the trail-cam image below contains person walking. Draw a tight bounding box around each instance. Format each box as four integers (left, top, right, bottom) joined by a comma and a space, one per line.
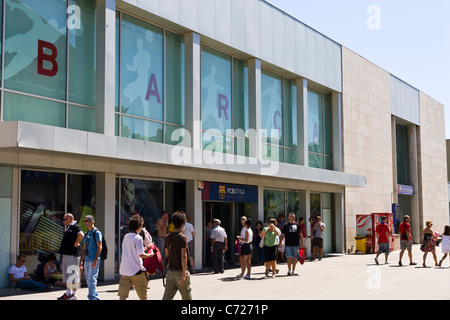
280, 212, 304, 276
80, 215, 103, 300
311, 216, 326, 261
210, 219, 228, 274
182, 214, 196, 273
438, 225, 450, 267
57, 213, 84, 300
421, 220, 439, 267
374, 216, 390, 265
398, 215, 417, 266
260, 218, 279, 278
237, 219, 253, 279
118, 215, 154, 300
162, 211, 193, 300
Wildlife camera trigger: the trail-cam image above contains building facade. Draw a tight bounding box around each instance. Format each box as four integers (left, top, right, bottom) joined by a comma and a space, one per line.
0, 0, 447, 286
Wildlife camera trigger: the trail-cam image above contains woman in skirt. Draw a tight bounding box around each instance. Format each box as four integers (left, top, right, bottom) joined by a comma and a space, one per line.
421, 221, 438, 267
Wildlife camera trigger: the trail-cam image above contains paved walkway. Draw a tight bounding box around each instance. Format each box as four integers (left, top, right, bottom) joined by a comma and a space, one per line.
1, 244, 449, 300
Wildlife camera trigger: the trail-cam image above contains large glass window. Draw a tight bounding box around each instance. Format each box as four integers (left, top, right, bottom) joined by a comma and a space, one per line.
264, 189, 300, 223
3, 0, 96, 130
308, 88, 332, 169
201, 46, 248, 154
261, 70, 297, 163
19, 170, 95, 276
115, 12, 185, 145
396, 124, 410, 185
201, 46, 232, 153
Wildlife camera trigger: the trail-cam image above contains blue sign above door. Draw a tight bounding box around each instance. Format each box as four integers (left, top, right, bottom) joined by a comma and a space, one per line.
397, 184, 414, 196
202, 182, 258, 203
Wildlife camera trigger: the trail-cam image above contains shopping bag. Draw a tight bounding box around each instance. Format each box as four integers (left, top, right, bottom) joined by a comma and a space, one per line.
298, 248, 305, 265
234, 240, 241, 255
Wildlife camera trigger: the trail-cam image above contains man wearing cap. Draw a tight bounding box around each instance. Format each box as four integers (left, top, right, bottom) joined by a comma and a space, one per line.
210, 219, 228, 274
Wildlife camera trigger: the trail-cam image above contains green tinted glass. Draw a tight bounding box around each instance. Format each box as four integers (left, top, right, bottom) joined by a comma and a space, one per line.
4, 0, 67, 100
68, 0, 96, 107
4, 92, 65, 127
68, 105, 95, 132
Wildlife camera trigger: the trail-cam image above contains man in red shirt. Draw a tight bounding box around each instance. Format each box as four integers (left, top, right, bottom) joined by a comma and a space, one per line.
398, 215, 417, 266
374, 216, 390, 265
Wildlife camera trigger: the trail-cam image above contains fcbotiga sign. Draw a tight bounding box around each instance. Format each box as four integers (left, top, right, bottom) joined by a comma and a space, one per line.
201, 182, 258, 203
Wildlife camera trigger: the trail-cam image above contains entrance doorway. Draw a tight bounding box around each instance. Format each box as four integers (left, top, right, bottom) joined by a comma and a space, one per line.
203, 201, 235, 267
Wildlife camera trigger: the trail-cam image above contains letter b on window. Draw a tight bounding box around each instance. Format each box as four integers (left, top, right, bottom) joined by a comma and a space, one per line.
37, 40, 58, 77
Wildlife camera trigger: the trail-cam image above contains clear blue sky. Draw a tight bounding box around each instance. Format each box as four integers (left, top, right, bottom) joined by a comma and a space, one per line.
266, 0, 450, 138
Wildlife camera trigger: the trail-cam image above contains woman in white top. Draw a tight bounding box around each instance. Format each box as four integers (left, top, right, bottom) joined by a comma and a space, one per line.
438, 225, 450, 267
237, 218, 253, 279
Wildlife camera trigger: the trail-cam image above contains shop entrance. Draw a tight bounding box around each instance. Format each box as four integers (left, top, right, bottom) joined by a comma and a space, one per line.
203, 201, 235, 267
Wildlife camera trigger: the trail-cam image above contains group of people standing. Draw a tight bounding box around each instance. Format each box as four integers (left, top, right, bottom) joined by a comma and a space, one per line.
225, 213, 325, 279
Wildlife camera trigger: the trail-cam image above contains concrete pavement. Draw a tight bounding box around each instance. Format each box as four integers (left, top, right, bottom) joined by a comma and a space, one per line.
1, 244, 449, 300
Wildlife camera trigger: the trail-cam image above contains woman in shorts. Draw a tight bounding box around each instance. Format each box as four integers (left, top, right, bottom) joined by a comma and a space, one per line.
237, 219, 253, 279
260, 218, 279, 278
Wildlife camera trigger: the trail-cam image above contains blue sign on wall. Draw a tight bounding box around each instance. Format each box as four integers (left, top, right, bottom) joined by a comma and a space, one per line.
202, 182, 258, 203
397, 184, 414, 196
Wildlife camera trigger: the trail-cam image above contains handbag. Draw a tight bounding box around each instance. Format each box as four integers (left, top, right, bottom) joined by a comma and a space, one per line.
259, 238, 264, 248
298, 248, 305, 265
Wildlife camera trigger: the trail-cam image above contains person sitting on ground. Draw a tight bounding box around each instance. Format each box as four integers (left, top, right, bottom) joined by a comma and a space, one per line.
43, 253, 65, 287
9, 254, 51, 292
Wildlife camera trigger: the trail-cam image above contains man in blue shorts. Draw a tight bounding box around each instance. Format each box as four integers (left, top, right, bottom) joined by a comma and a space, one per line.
279, 212, 304, 275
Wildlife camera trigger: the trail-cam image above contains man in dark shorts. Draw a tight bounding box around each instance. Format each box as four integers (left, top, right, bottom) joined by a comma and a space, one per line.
311, 216, 325, 261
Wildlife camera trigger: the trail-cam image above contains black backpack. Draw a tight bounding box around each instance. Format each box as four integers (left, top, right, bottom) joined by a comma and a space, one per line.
93, 228, 108, 261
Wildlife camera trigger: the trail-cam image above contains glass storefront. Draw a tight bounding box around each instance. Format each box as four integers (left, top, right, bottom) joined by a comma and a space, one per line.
2, 0, 96, 130
19, 170, 96, 276
116, 177, 185, 272
263, 189, 300, 223
115, 12, 185, 144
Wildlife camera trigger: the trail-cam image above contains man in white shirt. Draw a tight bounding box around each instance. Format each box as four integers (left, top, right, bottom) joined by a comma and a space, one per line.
182, 214, 196, 272
9, 255, 51, 292
118, 215, 154, 300
210, 219, 228, 274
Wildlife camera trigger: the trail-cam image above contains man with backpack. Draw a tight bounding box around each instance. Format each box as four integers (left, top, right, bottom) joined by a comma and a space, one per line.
80, 215, 103, 300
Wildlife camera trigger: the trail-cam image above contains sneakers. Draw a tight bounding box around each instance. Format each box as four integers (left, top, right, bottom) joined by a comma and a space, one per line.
57, 294, 77, 300
374, 257, 379, 265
